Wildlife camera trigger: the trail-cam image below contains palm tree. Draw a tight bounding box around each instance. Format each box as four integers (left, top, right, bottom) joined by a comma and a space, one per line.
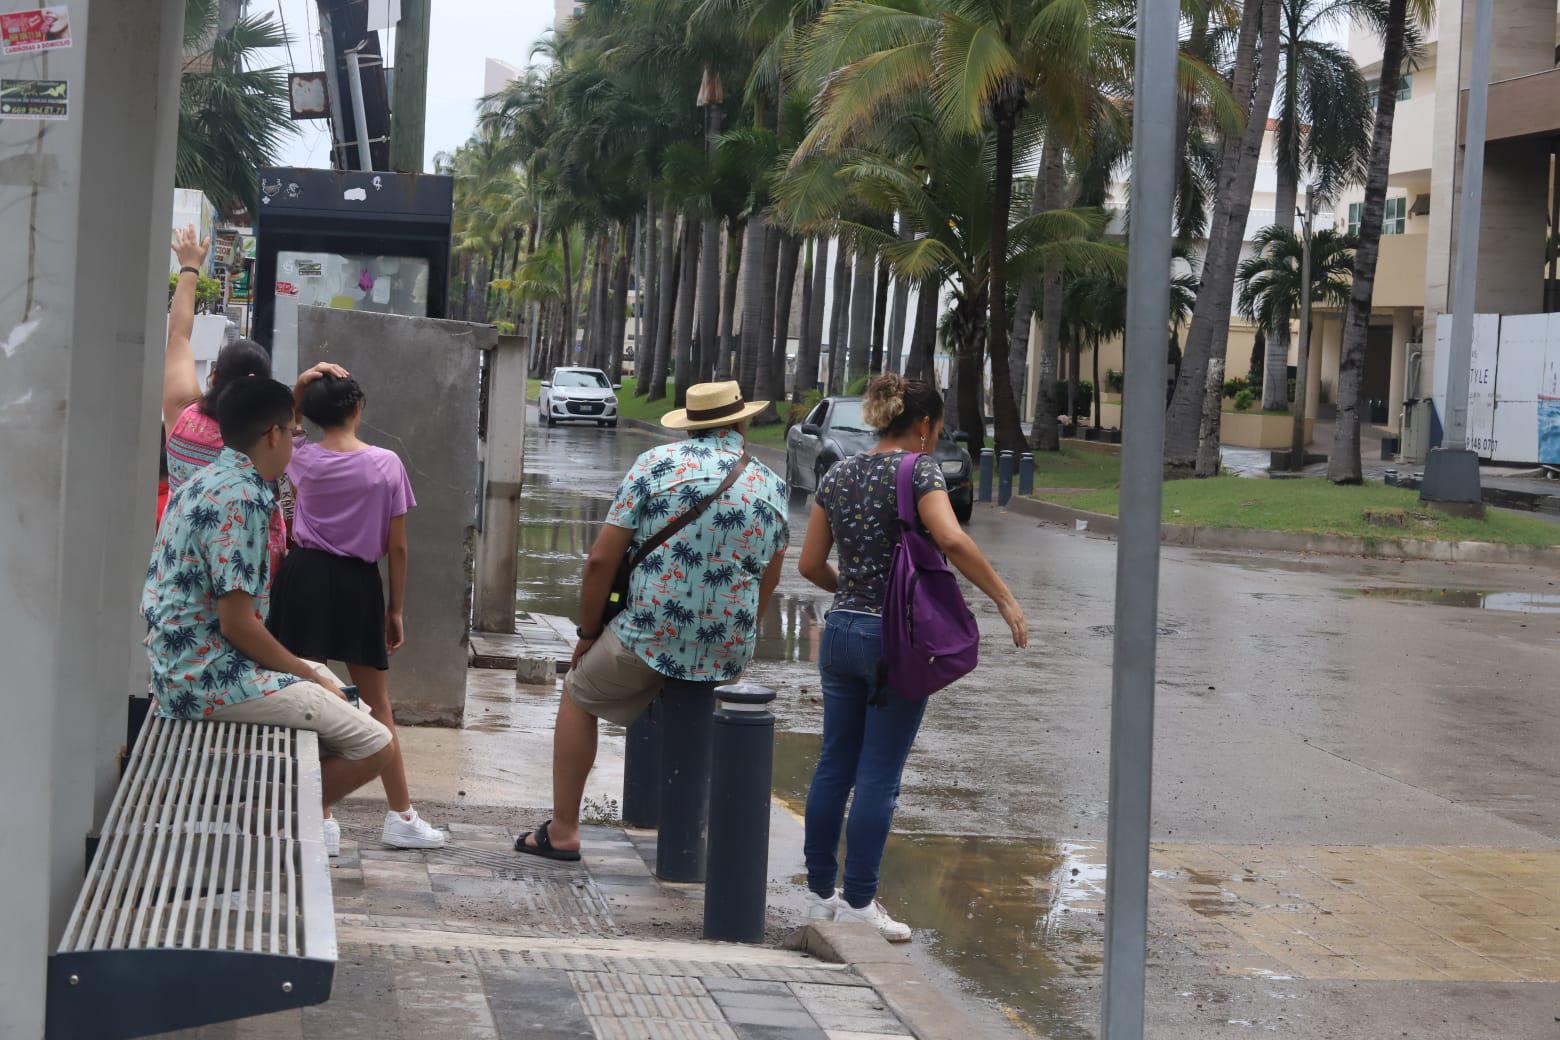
1261, 0, 1376, 409
177, 0, 295, 218
1164, 0, 1286, 471
1236, 225, 1357, 412
1328, 0, 1433, 483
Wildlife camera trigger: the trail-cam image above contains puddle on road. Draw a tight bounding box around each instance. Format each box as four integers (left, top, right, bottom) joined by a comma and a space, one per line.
773, 731, 1099, 1038
1349, 586, 1560, 614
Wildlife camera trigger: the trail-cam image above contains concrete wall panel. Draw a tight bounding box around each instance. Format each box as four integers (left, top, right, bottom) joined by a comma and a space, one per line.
299, 310, 494, 725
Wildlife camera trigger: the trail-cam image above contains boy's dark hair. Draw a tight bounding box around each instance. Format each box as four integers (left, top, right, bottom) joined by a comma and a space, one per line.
200, 338, 271, 414
299, 373, 366, 428
215, 378, 295, 451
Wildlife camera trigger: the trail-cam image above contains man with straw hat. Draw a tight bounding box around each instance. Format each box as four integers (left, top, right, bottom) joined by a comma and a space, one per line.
516, 381, 790, 861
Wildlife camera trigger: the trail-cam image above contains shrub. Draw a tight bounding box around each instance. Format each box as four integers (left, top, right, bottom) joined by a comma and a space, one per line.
1223, 377, 1247, 399
786, 388, 822, 427
1233, 388, 1256, 412
1104, 369, 1124, 394
1054, 380, 1094, 421
845, 374, 870, 395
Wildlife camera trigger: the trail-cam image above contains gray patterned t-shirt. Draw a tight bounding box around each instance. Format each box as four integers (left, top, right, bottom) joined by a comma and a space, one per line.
815, 450, 947, 615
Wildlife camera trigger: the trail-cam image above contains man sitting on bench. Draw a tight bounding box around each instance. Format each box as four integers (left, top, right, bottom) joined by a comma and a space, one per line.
142, 378, 393, 831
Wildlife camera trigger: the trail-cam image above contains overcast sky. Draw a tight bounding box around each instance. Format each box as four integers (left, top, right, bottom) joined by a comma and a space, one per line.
260, 0, 556, 172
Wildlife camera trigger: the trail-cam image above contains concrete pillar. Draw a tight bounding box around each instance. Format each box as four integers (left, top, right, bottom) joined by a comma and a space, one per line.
300, 309, 495, 726
475, 334, 530, 633
1388, 308, 1413, 434
1320, 317, 1343, 413
0, 1, 185, 1033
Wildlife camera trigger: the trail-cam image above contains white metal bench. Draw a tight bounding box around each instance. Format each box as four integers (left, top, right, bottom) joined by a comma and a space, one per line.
47, 713, 336, 1038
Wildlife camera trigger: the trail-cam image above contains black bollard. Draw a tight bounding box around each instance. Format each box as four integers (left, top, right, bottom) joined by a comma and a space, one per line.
703, 682, 778, 943
655, 679, 720, 882
998, 451, 1014, 506
1018, 453, 1034, 496
978, 449, 994, 502
621, 700, 661, 829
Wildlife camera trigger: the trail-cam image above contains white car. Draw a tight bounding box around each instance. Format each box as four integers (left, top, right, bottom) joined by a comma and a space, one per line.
540, 367, 620, 428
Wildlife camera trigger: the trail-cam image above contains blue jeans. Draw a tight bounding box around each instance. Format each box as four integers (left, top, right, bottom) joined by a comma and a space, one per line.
803, 612, 928, 909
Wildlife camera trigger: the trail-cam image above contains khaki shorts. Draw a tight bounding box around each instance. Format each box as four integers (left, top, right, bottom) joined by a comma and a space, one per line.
566, 628, 664, 727
208, 681, 392, 761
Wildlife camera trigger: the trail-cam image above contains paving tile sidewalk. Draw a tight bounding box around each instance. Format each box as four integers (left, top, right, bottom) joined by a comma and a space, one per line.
160, 818, 920, 1040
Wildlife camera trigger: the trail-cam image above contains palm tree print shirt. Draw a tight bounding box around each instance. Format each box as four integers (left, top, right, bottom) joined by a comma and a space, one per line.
141, 447, 301, 720
604, 429, 789, 681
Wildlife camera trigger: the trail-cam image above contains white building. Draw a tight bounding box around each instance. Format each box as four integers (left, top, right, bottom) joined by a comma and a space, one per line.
483, 57, 523, 98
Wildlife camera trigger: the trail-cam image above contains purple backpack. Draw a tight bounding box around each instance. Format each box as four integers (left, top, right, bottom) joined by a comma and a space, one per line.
881, 452, 980, 700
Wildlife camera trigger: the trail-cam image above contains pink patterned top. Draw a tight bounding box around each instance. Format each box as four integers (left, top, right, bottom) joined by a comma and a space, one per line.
166, 402, 287, 579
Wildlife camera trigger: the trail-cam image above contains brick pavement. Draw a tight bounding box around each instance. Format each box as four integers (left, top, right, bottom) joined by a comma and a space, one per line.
157, 820, 917, 1040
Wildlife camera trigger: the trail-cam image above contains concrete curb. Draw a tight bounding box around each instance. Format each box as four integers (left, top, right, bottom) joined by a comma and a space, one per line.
618, 416, 789, 472
795, 922, 995, 1040
1004, 493, 1560, 565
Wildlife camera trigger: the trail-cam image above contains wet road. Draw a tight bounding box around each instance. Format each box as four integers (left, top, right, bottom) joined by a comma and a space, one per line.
516, 415, 1560, 1039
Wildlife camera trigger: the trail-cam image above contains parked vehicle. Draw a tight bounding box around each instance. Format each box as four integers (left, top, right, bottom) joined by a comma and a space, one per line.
539, 367, 620, 428
784, 396, 975, 522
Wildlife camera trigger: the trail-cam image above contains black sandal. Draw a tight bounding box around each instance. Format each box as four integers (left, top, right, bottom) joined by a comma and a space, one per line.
514, 819, 582, 862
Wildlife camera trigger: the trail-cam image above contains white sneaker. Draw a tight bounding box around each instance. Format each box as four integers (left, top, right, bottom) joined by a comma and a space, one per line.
322, 817, 341, 858
805, 889, 840, 922
836, 899, 913, 943
382, 808, 446, 849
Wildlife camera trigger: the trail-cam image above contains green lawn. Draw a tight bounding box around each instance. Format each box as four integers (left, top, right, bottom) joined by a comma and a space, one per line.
528, 376, 789, 450
1029, 452, 1560, 547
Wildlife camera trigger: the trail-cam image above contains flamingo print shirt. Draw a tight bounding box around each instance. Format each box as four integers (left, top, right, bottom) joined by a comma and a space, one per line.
605, 428, 789, 681
141, 447, 301, 720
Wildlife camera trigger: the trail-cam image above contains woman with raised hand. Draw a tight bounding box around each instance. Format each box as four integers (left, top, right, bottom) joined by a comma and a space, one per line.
796, 374, 1028, 942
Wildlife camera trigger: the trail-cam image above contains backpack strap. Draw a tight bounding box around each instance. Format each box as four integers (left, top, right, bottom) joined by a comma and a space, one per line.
895, 452, 922, 529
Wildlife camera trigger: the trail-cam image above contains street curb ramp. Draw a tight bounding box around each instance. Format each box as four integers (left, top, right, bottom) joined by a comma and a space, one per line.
1006, 494, 1560, 566
792, 922, 993, 1040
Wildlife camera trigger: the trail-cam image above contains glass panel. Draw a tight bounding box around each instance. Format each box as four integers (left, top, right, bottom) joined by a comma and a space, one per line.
827, 399, 872, 433
270, 251, 430, 380
554, 369, 610, 388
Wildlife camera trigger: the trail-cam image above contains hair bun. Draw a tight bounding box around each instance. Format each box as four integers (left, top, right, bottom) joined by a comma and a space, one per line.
862, 374, 907, 430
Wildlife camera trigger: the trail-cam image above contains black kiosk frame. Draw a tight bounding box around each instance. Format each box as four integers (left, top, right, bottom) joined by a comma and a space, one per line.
251, 167, 453, 369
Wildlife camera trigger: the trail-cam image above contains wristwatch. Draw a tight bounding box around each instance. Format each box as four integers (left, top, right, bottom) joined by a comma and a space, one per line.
575, 626, 602, 640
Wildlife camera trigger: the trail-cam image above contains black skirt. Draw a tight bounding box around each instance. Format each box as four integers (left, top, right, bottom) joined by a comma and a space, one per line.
267, 546, 390, 670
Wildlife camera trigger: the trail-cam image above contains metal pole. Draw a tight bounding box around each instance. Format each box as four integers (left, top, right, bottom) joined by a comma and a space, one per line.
978, 449, 994, 502
621, 702, 661, 829
703, 683, 777, 943
1289, 193, 1314, 471
997, 451, 1014, 506
1441, 0, 1493, 452
1018, 452, 1034, 496
315, 5, 349, 171
344, 48, 374, 173
1100, 0, 1177, 1035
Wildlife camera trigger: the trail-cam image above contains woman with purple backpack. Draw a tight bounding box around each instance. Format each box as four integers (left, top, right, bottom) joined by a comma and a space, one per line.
797, 374, 1028, 941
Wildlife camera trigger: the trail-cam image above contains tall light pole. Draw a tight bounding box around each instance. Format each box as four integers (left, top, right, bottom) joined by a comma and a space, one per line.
1289, 190, 1315, 471
1099, 0, 1177, 1034
1422, 0, 1492, 507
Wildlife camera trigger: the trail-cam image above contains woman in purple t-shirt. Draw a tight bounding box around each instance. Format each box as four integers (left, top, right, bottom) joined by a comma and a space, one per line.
268, 374, 446, 851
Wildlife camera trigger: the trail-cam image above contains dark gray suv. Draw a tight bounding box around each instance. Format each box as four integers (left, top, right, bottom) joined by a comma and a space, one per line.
784, 396, 975, 522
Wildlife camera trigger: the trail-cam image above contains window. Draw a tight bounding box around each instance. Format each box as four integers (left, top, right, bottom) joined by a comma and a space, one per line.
1346, 198, 1406, 236
554, 369, 610, 388
826, 400, 873, 433
1384, 196, 1406, 235
1364, 75, 1411, 109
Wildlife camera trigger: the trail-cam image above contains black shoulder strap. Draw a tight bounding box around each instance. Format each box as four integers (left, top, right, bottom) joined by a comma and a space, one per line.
629, 452, 751, 569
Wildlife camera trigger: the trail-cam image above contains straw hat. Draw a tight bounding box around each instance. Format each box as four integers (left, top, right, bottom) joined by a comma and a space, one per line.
661, 381, 769, 431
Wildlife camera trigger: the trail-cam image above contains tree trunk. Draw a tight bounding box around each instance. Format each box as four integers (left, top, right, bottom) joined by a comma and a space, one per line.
827, 246, 852, 393
1329, 0, 1408, 485
869, 259, 890, 375
1032, 138, 1067, 451
752, 218, 783, 408
641, 198, 660, 393
737, 213, 768, 397
560, 233, 577, 368
698, 214, 722, 383
1262, 322, 1290, 410
648, 215, 681, 402
1008, 178, 1046, 417
608, 219, 636, 384
770, 232, 801, 410
1092, 334, 1102, 428
1067, 330, 1081, 429
718, 219, 745, 381
846, 248, 875, 387
794, 237, 820, 401
673, 218, 700, 408
987, 104, 1027, 455
954, 296, 987, 450
1195, 358, 1226, 477
1164, 0, 1283, 470
886, 218, 913, 373
906, 278, 938, 382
